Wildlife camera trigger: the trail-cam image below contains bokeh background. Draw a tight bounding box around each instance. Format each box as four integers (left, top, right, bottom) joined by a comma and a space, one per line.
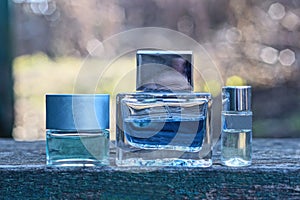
6, 0, 300, 140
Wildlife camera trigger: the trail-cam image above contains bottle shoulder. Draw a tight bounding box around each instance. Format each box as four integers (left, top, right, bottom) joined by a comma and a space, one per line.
222, 111, 252, 115
46, 129, 109, 133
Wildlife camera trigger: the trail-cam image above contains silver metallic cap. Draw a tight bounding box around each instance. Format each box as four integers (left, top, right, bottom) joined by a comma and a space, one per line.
46, 94, 109, 130
222, 86, 251, 111
136, 50, 193, 92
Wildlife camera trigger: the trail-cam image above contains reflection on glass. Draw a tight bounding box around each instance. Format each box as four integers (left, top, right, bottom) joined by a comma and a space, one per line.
136, 50, 193, 92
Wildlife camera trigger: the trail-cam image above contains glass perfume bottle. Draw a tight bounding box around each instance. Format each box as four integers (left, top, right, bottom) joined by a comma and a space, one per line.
46, 94, 110, 166
221, 86, 252, 167
116, 50, 213, 167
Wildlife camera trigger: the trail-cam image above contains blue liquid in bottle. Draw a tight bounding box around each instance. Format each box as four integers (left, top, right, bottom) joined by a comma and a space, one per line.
124, 116, 206, 152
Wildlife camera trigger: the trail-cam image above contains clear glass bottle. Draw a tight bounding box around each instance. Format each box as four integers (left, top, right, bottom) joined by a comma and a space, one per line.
221, 86, 252, 167
46, 94, 110, 166
116, 50, 213, 167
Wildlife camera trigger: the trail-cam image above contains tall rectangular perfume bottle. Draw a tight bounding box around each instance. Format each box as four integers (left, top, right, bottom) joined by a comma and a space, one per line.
221, 86, 252, 167
46, 94, 110, 166
116, 50, 213, 167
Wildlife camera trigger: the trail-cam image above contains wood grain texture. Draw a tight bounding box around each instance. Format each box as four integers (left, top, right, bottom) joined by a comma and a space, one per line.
0, 139, 299, 199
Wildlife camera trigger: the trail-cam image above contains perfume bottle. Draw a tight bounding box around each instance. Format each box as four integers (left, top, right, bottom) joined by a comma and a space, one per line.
221, 86, 252, 167
116, 50, 213, 167
46, 94, 110, 166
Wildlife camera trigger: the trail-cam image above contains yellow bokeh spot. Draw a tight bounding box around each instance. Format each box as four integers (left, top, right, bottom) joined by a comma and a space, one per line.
203, 80, 222, 97
226, 75, 246, 86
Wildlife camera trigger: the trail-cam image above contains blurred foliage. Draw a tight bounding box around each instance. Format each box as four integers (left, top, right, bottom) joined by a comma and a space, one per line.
11, 0, 300, 139
226, 76, 246, 86
13, 53, 137, 140
13, 53, 81, 140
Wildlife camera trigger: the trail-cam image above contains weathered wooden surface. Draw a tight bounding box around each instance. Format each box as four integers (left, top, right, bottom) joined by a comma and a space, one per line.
0, 139, 299, 199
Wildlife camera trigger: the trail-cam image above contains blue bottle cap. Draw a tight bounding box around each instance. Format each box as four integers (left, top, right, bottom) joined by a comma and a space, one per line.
46, 94, 109, 130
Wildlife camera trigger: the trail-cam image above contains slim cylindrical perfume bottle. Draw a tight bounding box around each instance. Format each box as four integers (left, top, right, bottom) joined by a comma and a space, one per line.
116, 50, 213, 167
221, 86, 252, 167
46, 94, 110, 166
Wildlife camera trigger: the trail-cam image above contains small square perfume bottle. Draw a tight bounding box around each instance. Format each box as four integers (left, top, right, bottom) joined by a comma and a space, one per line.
116, 50, 213, 167
46, 94, 110, 166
